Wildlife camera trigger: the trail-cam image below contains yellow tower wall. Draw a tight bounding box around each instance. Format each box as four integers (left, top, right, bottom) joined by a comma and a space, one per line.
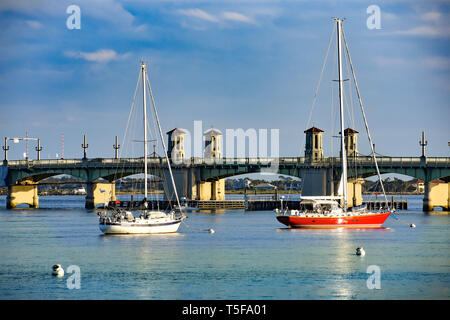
7, 185, 39, 209
424, 182, 449, 211
85, 182, 116, 209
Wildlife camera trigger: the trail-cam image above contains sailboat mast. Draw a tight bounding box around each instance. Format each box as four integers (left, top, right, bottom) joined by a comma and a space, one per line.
336, 18, 348, 211
141, 62, 148, 204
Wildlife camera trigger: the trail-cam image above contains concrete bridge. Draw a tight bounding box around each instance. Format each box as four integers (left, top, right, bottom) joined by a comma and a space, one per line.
1, 155, 449, 211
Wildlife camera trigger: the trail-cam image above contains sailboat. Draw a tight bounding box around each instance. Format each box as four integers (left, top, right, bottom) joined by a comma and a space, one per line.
276, 18, 391, 229
98, 62, 185, 234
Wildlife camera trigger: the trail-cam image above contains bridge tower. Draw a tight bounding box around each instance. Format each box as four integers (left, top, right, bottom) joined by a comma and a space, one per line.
302, 127, 333, 197
341, 128, 359, 157
304, 127, 324, 162
164, 128, 189, 202
201, 128, 225, 200
166, 128, 186, 163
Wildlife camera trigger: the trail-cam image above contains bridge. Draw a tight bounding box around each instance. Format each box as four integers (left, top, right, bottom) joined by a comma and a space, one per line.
1, 155, 449, 211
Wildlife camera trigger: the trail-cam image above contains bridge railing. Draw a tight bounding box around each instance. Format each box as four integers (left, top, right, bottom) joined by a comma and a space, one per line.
2, 156, 450, 167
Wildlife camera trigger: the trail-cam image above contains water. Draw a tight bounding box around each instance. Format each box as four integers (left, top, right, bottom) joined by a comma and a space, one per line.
0, 195, 448, 300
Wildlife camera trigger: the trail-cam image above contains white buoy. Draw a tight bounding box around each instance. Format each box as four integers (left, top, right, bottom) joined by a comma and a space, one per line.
410, 224, 416, 228
208, 228, 215, 234
52, 264, 64, 277
356, 247, 365, 256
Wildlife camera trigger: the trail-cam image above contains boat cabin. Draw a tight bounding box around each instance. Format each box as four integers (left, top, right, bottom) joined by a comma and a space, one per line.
300, 198, 342, 214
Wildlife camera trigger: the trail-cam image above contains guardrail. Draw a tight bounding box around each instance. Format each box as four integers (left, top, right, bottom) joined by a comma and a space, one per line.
2, 156, 450, 167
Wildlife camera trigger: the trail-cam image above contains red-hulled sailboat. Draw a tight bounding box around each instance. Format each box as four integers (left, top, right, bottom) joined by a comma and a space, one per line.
276, 18, 391, 229
276, 197, 391, 229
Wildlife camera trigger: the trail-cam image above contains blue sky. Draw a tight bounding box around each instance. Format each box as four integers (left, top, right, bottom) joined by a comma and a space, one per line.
0, 0, 449, 160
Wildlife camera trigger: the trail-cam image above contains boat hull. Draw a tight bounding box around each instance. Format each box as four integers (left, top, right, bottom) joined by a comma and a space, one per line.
99, 220, 182, 234
276, 212, 390, 229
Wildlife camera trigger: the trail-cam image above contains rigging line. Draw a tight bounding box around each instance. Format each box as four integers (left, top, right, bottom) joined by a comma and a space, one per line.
301, 24, 336, 156
113, 70, 142, 182
341, 26, 390, 211
145, 66, 184, 217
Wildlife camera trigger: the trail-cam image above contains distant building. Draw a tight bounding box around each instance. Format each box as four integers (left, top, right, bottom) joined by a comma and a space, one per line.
74, 187, 86, 195
253, 183, 276, 190
408, 178, 424, 193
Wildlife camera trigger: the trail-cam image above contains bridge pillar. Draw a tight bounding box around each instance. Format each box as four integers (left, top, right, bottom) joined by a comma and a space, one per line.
301, 168, 329, 196
85, 182, 116, 209
198, 181, 212, 200
7, 184, 39, 209
348, 178, 364, 207
211, 179, 225, 200
423, 181, 449, 211
302, 168, 363, 208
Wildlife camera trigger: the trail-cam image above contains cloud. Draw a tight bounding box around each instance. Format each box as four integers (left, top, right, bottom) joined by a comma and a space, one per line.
222, 11, 256, 24
25, 20, 43, 29
178, 8, 257, 27
65, 49, 127, 63
392, 25, 450, 37
374, 56, 450, 71
178, 8, 219, 23
390, 10, 449, 38
423, 57, 450, 70
421, 11, 442, 22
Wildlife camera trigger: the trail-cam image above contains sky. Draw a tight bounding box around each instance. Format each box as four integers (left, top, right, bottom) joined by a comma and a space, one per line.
0, 0, 449, 161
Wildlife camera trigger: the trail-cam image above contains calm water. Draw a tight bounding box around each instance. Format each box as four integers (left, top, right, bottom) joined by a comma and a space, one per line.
0, 195, 448, 300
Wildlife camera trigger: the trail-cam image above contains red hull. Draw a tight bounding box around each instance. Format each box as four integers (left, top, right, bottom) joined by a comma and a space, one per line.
277, 211, 391, 229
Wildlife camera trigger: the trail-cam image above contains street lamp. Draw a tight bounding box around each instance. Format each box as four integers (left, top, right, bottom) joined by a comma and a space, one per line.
3, 136, 40, 161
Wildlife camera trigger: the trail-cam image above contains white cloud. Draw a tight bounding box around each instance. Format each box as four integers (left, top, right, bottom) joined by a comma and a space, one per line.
178, 8, 258, 27
392, 25, 450, 37
25, 20, 43, 29
222, 11, 256, 24
421, 11, 442, 22
383, 12, 397, 21
65, 49, 128, 63
178, 8, 219, 23
374, 56, 450, 71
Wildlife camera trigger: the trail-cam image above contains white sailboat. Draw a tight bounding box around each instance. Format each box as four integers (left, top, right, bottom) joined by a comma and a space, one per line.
276, 18, 391, 228
99, 62, 185, 234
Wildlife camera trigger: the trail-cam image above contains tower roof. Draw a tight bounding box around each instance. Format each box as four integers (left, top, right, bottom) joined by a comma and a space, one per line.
339, 128, 359, 134
166, 128, 186, 135
304, 126, 324, 133
204, 128, 222, 136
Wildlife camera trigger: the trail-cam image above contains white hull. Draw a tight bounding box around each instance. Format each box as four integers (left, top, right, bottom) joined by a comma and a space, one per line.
99, 219, 181, 234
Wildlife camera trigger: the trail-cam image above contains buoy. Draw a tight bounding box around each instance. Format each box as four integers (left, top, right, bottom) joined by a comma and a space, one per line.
52, 264, 64, 277
208, 228, 215, 234
410, 224, 416, 228
356, 247, 365, 256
